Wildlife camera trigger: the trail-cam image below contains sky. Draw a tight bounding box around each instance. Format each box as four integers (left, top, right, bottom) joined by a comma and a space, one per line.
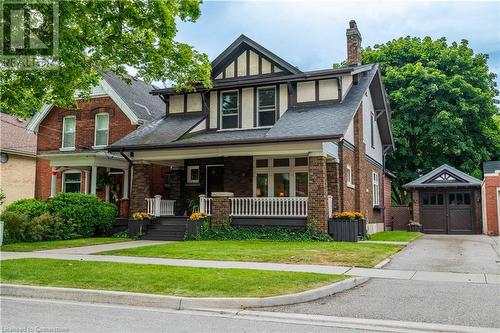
173, 0, 500, 87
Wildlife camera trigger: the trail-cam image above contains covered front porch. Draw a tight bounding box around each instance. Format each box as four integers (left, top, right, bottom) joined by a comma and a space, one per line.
131, 140, 340, 231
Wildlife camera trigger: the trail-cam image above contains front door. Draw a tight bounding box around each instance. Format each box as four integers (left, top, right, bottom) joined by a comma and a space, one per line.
206, 165, 224, 196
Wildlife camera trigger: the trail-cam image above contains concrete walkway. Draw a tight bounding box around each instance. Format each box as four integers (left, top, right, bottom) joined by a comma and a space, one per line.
1, 250, 499, 285
35, 240, 171, 255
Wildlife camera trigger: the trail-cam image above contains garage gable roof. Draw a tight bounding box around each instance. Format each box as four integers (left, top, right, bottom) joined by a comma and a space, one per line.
403, 164, 482, 189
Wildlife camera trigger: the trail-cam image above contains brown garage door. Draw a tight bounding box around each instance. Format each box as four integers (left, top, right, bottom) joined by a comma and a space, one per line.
420, 191, 474, 234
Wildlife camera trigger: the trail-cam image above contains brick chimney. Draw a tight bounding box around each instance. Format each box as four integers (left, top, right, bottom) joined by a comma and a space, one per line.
346, 20, 362, 66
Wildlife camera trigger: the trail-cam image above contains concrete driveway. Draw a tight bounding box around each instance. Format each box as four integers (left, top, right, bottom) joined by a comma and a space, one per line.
384, 234, 500, 273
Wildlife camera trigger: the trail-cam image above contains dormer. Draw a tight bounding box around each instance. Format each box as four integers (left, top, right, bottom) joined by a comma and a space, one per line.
211, 34, 301, 81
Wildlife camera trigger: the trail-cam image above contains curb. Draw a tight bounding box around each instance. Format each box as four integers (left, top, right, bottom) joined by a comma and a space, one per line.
0, 277, 368, 310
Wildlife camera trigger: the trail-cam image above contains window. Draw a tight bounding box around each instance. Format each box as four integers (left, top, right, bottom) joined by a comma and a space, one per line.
370, 112, 375, 148
63, 172, 81, 193
257, 87, 276, 127
62, 116, 76, 148
423, 193, 444, 205
449, 192, 471, 205
94, 113, 109, 147
372, 171, 380, 206
187, 166, 200, 184
347, 165, 354, 188
221, 91, 239, 129
254, 157, 308, 197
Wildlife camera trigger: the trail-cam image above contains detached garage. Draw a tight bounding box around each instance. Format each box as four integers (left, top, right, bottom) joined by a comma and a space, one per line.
404, 164, 482, 234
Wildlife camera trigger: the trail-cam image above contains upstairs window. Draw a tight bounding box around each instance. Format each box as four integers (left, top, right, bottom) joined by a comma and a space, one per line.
221, 91, 239, 129
62, 116, 76, 149
94, 113, 109, 147
257, 87, 276, 127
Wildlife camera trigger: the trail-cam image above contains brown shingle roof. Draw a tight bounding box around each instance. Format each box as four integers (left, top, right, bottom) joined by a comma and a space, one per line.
0, 113, 37, 155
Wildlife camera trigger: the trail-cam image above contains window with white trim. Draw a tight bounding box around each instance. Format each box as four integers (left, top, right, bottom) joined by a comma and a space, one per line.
347, 165, 354, 188
187, 166, 200, 184
254, 157, 308, 197
220, 90, 239, 129
63, 171, 81, 193
257, 86, 276, 127
62, 116, 76, 148
94, 113, 109, 147
372, 171, 380, 206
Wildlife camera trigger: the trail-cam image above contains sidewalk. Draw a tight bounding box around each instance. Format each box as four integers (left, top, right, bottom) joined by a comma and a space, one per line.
2, 250, 499, 285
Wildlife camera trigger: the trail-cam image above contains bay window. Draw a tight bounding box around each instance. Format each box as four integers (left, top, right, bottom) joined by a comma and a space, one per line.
254, 157, 308, 197
257, 86, 276, 127
62, 116, 76, 149
221, 91, 239, 129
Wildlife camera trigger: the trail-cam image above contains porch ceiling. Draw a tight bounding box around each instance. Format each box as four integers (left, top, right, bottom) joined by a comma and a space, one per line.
132, 140, 339, 162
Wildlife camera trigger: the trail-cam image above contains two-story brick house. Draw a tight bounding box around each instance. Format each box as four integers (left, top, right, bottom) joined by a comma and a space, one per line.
110, 20, 395, 234
27, 72, 165, 216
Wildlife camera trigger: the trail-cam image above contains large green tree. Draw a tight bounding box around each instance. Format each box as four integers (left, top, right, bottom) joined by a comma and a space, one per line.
1, 0, 211, 117
363, 37, 500, 203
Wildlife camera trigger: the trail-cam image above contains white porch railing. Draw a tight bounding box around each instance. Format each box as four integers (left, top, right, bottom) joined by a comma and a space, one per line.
145, 195, 175, 217
198, 195, 212, 215
229, 197, 308, 217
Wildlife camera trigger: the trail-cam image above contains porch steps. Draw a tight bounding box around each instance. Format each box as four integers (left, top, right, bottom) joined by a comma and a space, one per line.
143, 217, 188, 241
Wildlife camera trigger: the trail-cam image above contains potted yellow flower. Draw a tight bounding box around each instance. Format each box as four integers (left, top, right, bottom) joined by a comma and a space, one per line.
329, 211, 365, 242
186, 212, 208, 239
128, 211, 154, 238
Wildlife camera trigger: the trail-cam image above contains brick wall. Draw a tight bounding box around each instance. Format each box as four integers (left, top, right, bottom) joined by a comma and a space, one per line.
412, 190, 420, 223
224, 156, 253, 196
35, 97, 138, 200
326, 161, 340, 213
338, 143, 356, 211
483, 174, 500, 235
211, 194, 232, 226
307, 156, 329, 231
391, 205, 412, 230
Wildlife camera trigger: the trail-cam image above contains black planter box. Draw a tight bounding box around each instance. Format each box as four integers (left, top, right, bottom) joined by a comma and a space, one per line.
328, 219, 361, 242
186, 220, 203, 240
127, 219, 149, 238
358, 219, 367, 240
407, 224, 422, 232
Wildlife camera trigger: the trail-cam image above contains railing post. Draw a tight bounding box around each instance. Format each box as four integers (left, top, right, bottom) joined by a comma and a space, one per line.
199, 195, 206, 214
154, 195, 162, 217
328, 195, 333, 219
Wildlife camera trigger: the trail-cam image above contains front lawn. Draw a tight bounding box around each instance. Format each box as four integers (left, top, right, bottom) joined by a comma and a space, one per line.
0, 237, 130, 252
369, 231, 423, 242
98, 240, 403, 267
0, 258, 346, 297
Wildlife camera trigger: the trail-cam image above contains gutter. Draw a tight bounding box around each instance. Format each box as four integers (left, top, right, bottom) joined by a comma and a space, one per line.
108, 134, 343, 152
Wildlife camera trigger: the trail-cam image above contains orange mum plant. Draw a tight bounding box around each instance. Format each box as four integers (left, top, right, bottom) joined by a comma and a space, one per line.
189, 212, 208, 221
131, 211, 154, 221
332, 211, 364, 220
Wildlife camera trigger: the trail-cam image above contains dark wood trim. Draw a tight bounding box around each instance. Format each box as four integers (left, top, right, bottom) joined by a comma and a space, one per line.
202, 92, 210, 130
275, 84, 280, 121
165, 96, 170, 115
183, 94, 188, 113
271, 63, 275, 74
338, 77, 343, 103
238, 88, 242, 128
222, 67, 226, 80
287, 82, 296, 107
258, 55, 262, 76
315, 80, 320, 102
217, 90, 220, 129
253, 87, 258, 127
246, 49, 250, 77
234, 59, 238, 78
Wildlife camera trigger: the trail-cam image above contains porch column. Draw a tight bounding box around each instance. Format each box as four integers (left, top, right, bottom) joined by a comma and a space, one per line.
130, 163, 151, 213
83, 170, 90, 194
105, 167, 111, 202
50, 168, 57, 198
307, 155, 329, 232
211, 192, 233, 226
90, 166, 97, 195
412, 190, 420, 224
122, 168, 129, 199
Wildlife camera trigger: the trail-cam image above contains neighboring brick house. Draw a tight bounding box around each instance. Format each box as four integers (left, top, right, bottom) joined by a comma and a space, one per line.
109, 20, 395, 234
0, 113, 37, 210
482, 161, 500, 236
27, 72, 165, 217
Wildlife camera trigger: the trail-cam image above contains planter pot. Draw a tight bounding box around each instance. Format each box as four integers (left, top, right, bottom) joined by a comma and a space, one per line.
328, 219, 360, 242
407, 224, 422, 232
127, 219, 150, 238
186, 220, 203, 240
358, 219, 367, 240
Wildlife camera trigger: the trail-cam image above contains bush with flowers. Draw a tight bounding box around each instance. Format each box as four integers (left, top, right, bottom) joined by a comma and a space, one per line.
131, 211, 154, 221
332, 211, 364, 220
189, 212, 208, 221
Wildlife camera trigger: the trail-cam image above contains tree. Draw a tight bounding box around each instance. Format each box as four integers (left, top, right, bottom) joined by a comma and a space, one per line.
363, 37, 500, 203
1, 0, 212, 118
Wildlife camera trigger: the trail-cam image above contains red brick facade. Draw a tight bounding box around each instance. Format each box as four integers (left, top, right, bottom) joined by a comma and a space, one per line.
483, 174, 500, 236
307, 156, 329, 231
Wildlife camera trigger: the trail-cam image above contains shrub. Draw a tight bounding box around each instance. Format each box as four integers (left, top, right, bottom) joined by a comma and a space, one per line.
3, 198, 48, 220
196, 219, 331, 242
1, 211, 29, 243
47, 193, 117, 237
34, 213, 77, 240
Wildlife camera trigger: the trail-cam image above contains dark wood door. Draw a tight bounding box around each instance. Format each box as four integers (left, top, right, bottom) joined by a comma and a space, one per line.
206, 166, 224, 196
420, 192, 446, 233
447, 191, 474, 234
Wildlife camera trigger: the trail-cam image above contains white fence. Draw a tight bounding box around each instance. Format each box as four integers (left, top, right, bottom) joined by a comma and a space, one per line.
229, 197, 309, 217
198, 195, 212, 215
145, 195, 175, 217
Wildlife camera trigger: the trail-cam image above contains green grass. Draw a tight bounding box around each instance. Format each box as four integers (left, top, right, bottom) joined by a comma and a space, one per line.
0, 238, 130, 252
98, 240, 403, 268
0, 258, 347, 297
369, 231, 423, 242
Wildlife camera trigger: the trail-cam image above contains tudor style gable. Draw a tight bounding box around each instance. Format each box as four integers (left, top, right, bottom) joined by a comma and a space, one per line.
211, 34, 301, 80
